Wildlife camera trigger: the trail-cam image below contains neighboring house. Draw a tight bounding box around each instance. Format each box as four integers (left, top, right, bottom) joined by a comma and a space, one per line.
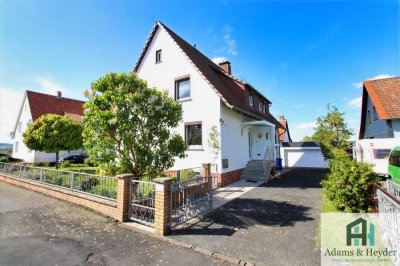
280, 142, 327, 168
278, 115, 292, 143
11, 90, 85, 163
134, 21, 283, 184
359, 77, 400, 139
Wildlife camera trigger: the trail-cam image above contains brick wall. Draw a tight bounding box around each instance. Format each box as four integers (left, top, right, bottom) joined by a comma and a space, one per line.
220, 168, 244, 186
0, 174, 119, 220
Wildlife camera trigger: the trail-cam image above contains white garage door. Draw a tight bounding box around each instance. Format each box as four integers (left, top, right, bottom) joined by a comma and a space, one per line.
285, 149, 327, 168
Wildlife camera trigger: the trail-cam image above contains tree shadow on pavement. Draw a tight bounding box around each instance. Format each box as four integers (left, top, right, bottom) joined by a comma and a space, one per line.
171, 198, 313, 236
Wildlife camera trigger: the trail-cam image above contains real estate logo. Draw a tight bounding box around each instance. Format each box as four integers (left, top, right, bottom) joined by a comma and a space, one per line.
346, 217, 375, 247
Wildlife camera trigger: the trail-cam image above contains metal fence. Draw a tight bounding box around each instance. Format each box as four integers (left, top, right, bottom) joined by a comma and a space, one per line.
210, 164, 219, 189
376, 188, 400, 265
387, 179, 400, 200
130, 180, 156, 227
0, 162, 117, 200
170, 175, 212, 227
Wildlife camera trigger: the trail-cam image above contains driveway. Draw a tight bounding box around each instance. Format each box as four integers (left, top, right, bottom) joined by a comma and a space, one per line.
169, 168, 327, 266
0, 181, 228, 266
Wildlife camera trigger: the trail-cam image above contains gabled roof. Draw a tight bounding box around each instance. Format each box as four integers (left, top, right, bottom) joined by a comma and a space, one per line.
359, 77, 400, 139
11, 90, 85, 138
134, 21, 282, 128
27, 90, 85, 122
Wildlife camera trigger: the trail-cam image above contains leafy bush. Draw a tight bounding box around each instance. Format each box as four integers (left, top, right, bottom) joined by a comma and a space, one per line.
60, 161, 72, 168
180, 169, 196, 181
84, 157, 99, 167
98, 187, 117, 199
321, 157, 379, 212
0, 157, 9, 163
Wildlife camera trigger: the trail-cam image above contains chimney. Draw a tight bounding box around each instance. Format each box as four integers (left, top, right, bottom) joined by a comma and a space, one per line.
57, 91, 62, 99
279, 115, 285, 121
219, 61, 231, 75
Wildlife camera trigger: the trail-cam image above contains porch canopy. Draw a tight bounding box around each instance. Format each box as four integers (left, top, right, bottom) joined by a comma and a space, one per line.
241, 120, 275, 135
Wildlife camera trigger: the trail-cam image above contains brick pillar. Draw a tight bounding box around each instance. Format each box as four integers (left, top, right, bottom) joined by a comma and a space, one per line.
153, 177, 173, 236
116, 174, 133, 222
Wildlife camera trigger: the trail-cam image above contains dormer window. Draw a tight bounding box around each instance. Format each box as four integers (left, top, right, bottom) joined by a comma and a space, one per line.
155, 49, 162, 63
249, 95, 254, 106
259, 102, 263, 111
262, 102, 267, 113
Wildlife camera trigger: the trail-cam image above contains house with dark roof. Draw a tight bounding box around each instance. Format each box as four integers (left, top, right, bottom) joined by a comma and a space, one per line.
11, 90, 85, 163
359, 77, 400, 139
134, 21, 283, 184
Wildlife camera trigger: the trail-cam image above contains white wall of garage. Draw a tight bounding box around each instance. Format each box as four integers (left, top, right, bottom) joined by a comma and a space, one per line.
280, 147, 328, 168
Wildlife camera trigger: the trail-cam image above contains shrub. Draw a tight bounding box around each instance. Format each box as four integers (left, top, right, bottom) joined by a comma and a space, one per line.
0, 157, 9, 163
84, 157, 99, 167
321, 157, 379, 212
60, 161, 72, 168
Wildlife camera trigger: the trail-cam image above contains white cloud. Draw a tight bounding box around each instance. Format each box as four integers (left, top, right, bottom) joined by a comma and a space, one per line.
0, 88, 24, 143
213, 25, 238, 56
223, 25, 238, 56
212, 57, 228, 65
353, 74, 394, 89
35, 77, 64, 95
347, 96, 362, 109
295, 122, 316, 130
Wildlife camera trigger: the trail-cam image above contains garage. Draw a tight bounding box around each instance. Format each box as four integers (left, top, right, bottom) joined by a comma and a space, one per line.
280, 142, 328, 168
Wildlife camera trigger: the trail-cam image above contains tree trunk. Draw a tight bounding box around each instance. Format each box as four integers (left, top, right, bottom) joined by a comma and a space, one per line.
55, 151, 59, 169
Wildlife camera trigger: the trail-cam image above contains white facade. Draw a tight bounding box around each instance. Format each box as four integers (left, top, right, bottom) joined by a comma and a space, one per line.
363, 96, 391, 139
11, 93, 82, 163
136, 24, 279, 174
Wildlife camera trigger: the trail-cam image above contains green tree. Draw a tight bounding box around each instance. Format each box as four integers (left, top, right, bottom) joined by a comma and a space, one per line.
312, 105, 353, 160
23, 114, 83, 168
302, 135, 312, 141
82, 72, 186, 178
208, 125, 220, 163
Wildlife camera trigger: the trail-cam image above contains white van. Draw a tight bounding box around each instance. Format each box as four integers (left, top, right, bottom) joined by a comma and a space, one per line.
353, 138, 400, 176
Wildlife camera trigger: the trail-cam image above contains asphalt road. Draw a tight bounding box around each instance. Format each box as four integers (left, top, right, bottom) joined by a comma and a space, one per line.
0, 181, 229, 266
169, 168, 327, 266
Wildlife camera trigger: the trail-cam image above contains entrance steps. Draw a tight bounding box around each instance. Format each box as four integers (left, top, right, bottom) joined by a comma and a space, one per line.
240, 160, 274, 182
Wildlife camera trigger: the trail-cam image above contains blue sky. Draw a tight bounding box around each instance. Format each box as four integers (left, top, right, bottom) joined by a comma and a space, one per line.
0, 0, 399, 143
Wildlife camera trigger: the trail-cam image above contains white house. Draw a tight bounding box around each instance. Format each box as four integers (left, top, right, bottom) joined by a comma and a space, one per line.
134, 21, 283, 185
11, 90, 85, 163
359, 77, 400, 139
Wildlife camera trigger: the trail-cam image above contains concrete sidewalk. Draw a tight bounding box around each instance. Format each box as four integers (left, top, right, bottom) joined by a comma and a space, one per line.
212, 179, 264, 210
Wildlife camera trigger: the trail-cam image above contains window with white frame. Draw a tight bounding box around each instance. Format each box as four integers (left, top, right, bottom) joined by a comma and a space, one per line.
185, 123, 202, 148
259, 101, 263, 111
156, 49, 162, 63
175, 78, 190, 100
249, 95, 254, 106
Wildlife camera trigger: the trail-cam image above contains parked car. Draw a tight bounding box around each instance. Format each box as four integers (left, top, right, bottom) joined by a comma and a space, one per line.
388, 146, 400, 185
59, 154, 88, 164
0, 153, 23, 163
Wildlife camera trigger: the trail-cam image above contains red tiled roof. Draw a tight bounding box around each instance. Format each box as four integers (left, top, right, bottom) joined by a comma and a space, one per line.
358, 77, 400, 139
134, 21, 282, 128
364, 77, 400, 119
27, 91, 85, 122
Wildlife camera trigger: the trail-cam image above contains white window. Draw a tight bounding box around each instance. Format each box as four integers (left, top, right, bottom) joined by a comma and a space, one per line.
249, 95, 254, 106
259, 102, 263, 111
15, 142, 18, 153
175, 78, 190, 100
18, 122, 22, 133
156, 49, 162, 63
185, 123, 202, 149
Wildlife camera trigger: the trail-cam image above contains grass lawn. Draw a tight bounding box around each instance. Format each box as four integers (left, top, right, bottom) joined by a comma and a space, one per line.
321, 190, 338, 213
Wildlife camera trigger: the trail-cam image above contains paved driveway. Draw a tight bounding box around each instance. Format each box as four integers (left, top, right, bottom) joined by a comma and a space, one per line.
169, 168, 327, 266
0, 181, 228, 266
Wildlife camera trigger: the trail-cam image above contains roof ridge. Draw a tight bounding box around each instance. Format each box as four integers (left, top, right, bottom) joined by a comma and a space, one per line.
27, 90, 85, 103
